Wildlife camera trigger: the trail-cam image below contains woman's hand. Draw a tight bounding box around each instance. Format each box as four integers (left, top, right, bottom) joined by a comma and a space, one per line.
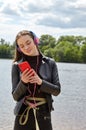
29, 69, 42, 85
21, 69, 42, 85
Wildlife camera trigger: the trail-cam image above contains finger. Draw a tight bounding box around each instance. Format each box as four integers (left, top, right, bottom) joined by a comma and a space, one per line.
28, 69, 35, 76
31, 69, 36, 75
29, 79, 36, 83
22, 69, 29, 75
29, 76, 38, 83
22, 69, 33, 77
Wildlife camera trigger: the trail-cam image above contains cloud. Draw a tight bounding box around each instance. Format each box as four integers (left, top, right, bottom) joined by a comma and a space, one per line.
0, 0, 86, 28
36, 0, 86, 28
0, 0, 86, 42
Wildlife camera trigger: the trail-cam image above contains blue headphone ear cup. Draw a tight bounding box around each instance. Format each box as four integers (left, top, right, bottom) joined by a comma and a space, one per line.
29, 31, 39, 45
16, 44, 22, 53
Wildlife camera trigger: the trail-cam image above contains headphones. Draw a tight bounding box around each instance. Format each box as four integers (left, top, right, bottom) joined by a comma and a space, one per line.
29, 31, 39, 45
16, 31, 39, 53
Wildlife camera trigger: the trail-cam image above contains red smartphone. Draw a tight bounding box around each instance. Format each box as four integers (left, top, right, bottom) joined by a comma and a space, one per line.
18, 61, 31, 72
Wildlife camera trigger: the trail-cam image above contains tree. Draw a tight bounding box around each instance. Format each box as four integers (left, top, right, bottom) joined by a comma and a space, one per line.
39, 34, 56, 47
80, 44, 86, 63
54, 41, 80, 62
0, 38, 5, 44
57, 35, 86, 46
0, 35, 86, 63
0, 39, 14, 58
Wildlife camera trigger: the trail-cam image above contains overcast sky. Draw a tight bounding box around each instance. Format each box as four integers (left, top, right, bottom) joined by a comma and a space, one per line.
0, 0, 86, 43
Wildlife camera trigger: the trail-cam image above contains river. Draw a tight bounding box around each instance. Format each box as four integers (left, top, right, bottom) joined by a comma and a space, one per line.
0, 59, 86, 130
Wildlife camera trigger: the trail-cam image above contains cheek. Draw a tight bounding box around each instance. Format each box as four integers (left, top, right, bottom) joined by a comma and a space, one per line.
21, 49, 25, 54
31, 43, 36, 50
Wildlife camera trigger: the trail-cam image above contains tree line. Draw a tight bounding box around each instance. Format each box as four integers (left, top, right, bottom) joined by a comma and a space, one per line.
0, 35, 86, 63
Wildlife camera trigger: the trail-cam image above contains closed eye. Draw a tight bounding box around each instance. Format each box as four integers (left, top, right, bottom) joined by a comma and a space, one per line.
26, 42, 31, 45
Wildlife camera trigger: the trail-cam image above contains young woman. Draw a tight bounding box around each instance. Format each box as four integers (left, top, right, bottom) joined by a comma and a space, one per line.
11, 30, 61, 130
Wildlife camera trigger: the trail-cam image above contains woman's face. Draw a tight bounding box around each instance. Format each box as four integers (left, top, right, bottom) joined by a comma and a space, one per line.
17, 35, 38, 56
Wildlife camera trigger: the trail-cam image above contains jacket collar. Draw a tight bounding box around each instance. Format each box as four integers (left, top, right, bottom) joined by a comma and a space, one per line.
16, 51, 48, 64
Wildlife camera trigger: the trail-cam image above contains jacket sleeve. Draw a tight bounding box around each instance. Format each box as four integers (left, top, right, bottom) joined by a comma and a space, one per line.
11, 63, 28, 101
39, 60, 61, 96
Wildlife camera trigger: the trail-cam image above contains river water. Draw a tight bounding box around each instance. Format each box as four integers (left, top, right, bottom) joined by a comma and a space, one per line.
0, 59, 86, 130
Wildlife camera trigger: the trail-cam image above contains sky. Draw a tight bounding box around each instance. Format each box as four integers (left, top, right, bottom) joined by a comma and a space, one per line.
0, 0, 86, 43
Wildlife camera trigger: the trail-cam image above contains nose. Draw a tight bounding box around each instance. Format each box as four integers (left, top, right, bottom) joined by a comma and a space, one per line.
24, 45, 29, 50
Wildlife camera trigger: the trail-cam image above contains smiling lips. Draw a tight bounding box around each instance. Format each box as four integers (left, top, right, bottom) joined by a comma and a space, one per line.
26, 48, 31, 53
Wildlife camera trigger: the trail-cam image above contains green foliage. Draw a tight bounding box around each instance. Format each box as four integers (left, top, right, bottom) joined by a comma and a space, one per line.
0, 39, 15, 58
40, 34, 56, 47
54, 41, 80, 62
39, 35, 86, 63
44, 48, 54, 58
64, 45, 80, 63
0, 35, 86, 63
57, 35, 85, 45
80, 44, 86, 63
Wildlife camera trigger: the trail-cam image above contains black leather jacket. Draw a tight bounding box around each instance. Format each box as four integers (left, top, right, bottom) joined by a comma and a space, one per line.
11, 55, 61, 115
